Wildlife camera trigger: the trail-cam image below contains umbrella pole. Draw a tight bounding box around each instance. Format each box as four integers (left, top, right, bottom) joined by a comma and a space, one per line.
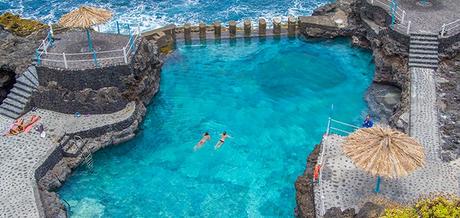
374, 176, 381, 193
86, 29, 98, 66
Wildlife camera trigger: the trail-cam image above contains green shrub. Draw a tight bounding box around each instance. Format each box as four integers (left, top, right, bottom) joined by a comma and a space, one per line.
415, 196, 460, 218
0, 12, 46, 36
382, 207, 418, 218
381, 195, 460, 218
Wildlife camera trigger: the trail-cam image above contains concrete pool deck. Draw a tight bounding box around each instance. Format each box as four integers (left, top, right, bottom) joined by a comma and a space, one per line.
314, 134, 460, 215
0, 102, 136, 217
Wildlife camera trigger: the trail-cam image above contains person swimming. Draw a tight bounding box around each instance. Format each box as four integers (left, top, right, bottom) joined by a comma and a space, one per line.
215, 131, 230, 150
194, 132, 211, 151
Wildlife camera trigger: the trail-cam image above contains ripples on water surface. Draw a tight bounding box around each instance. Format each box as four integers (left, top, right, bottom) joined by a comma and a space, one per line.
59, 37, 374, 217
0, 0, 334, 31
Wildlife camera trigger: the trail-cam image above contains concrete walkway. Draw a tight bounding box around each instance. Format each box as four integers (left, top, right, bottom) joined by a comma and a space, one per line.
410, 67, 440, 161
0, 102, 136, 217
314, 135, 459, 216
398, 0, 460, 34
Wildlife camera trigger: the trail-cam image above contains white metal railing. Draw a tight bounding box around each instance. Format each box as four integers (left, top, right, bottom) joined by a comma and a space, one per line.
441, 19, 460, 37
37, 25, 142, 69
316, 117, 360, 216
369, 0, 412, 34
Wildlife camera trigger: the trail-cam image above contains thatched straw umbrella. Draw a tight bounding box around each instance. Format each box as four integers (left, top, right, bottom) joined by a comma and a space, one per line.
342, 126, 425, 193
58, 6, 112, 64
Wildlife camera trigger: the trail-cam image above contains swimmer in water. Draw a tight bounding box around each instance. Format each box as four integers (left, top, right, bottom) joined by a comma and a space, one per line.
194, 132, 211, 151
215, 131, 230, 150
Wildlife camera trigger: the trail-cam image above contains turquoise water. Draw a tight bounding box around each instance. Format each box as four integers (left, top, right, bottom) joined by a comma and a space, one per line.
59, 37, 374, 217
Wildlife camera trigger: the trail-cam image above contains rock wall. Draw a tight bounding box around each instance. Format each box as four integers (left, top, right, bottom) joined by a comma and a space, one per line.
295, 144, 320, 218
31, 38, 162, 114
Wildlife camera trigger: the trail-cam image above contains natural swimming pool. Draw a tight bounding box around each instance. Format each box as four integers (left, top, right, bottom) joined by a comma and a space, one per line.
59, 37, 374, 217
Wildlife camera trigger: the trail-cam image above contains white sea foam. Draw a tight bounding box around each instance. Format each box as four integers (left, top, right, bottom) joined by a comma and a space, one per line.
1, 0, 333, 32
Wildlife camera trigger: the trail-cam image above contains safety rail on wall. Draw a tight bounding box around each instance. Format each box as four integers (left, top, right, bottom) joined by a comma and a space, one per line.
36, 24, 142, 69
368, 0, 412, 35
315, 117, 360, 216
441, 19, 460, 37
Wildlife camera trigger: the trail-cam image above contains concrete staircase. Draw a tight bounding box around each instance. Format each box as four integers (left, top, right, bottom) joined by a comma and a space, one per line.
0, 66, 39, 119
409, 33, 439, 69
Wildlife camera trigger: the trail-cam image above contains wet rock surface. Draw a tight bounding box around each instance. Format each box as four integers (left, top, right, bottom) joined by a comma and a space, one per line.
365, 83, 401, 125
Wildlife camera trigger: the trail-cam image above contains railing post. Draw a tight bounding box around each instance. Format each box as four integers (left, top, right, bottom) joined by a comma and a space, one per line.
441, 24, 446, 37
48, 21, 54, 37
35, 49, 41, 65
116, 21, 120, 34
326, 117, 332, 136
137, 23, 141, 35
63, 53, 68, 69
123, 47, 128, 64
407, 20, 411, 35
43, 40, 47, 54
401, 10, 405, 24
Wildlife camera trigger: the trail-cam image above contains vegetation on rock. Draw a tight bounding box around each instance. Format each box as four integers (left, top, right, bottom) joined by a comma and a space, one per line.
0, 12, 46, 36
381, 195, 460, 218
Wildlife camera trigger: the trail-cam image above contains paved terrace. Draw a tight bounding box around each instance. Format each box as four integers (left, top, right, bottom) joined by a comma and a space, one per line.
398, 0, 460, 34
0, 102, 136, 217
40, 30, 135, 70
315, 135, 460, 216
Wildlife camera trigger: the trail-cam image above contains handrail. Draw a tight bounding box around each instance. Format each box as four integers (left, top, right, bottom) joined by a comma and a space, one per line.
36, 23, 142, 69
316, 117, 360, 216
368, 0, 412, 34
441, 19, 460, 37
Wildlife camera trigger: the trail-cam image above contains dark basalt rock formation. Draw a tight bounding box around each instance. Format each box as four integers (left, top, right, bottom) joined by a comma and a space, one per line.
0, 65, 16, 103
436, 59, 460, 161
0, 24, 45, 104
30, 38, 162, 114
0, 24, 45, 74
295, 144, 320, 218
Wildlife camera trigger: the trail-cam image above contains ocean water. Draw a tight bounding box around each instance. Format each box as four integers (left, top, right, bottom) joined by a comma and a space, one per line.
59, 37, 374, 217
0, 0, 333, 31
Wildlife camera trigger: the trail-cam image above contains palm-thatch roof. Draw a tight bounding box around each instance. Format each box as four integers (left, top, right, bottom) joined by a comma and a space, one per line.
342, 126, 425, 179
58, 6, 112, 28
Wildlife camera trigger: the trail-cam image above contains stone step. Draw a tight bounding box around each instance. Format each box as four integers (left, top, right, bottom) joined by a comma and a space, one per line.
410, 35, 438, 41
409, 53, 438, 59
409, 44, 438, 50
410, 40, 439, 45
410, 33, 438, 38
409, 62, 438, 69
7, 92, 28, 104
22, 71, 39, 87
10, 87, 32, 99
26, 66, 39, 82
409, 49, 438, 55
16, 75, 36, 88
3, 98, 25, 110
0, 103, 23, 115
409, 58, 439, 64
0, 108, 20, 119
14, 82, 34, 94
